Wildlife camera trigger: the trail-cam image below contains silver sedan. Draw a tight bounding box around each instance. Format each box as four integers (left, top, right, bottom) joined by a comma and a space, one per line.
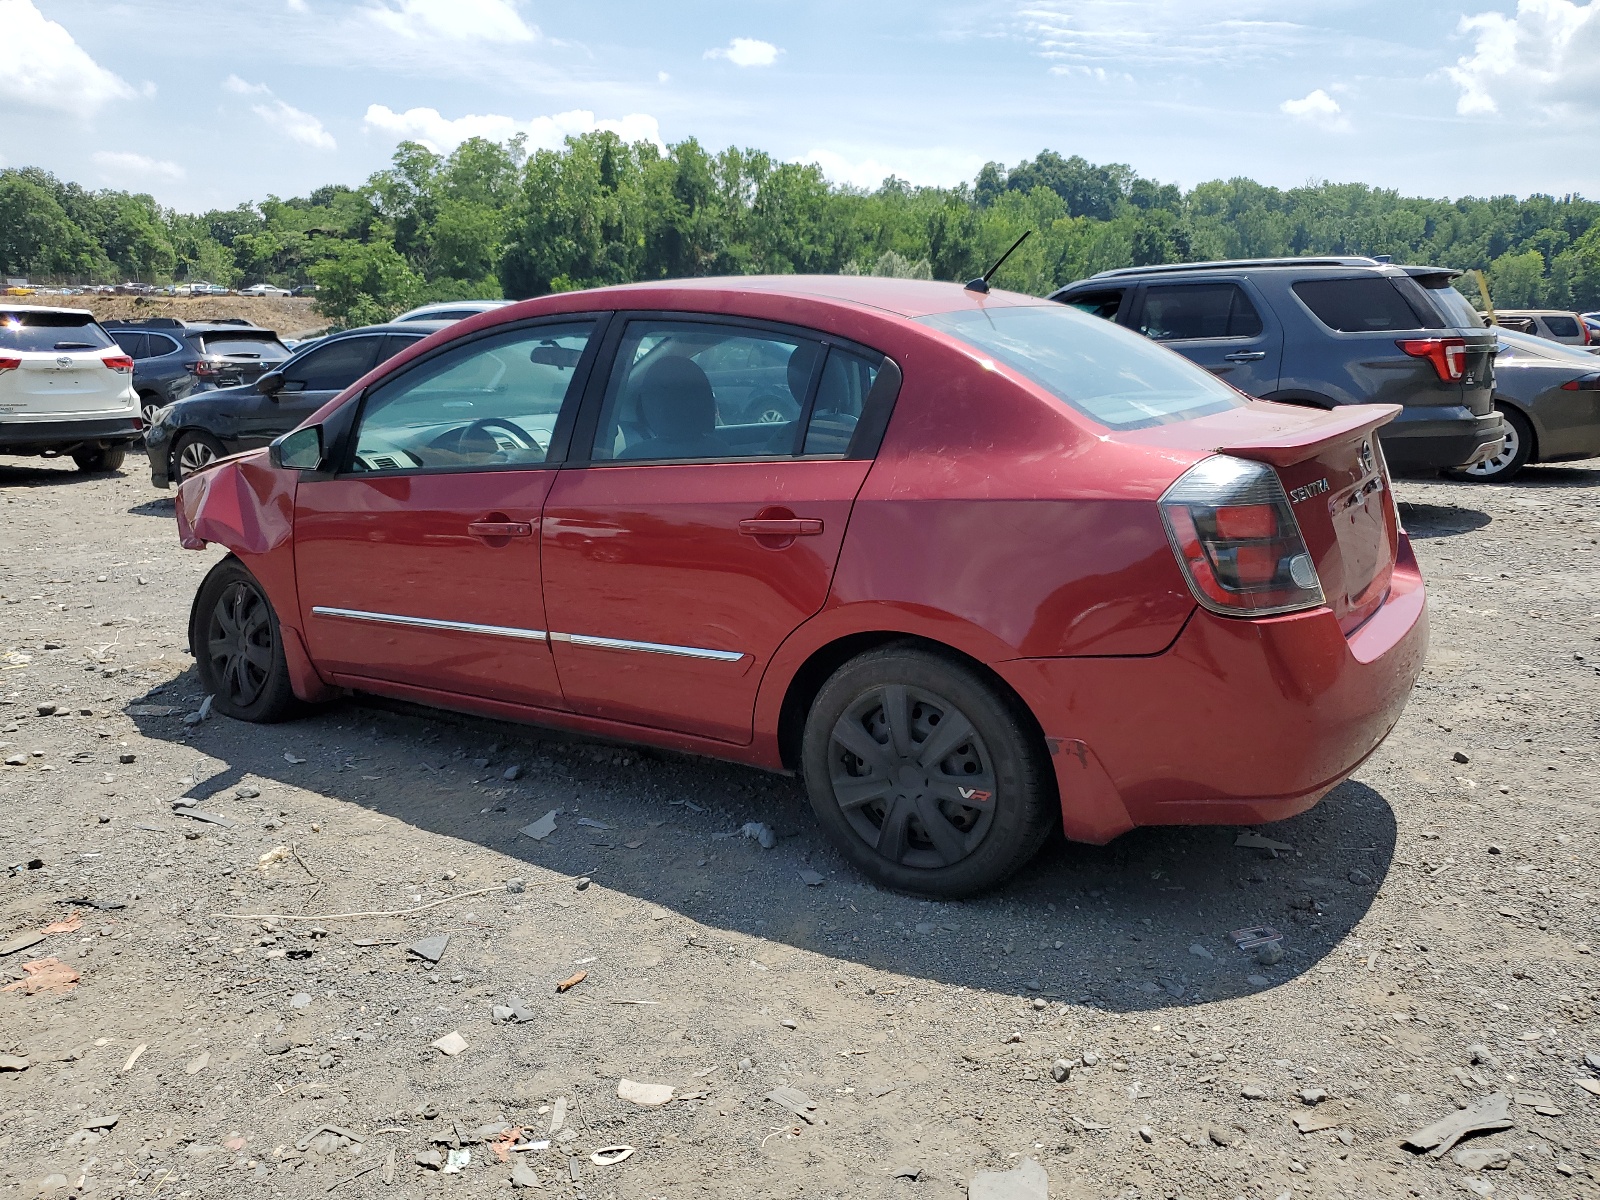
1453, 328, 1600, 482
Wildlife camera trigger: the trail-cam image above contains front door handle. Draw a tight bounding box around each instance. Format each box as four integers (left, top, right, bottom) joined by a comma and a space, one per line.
468, 520, 533, 539
738, 517, 824, 537
1224, 351, 1267, 362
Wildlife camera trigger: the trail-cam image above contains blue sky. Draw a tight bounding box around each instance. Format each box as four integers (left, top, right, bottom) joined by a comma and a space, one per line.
2, 0, 1597, 212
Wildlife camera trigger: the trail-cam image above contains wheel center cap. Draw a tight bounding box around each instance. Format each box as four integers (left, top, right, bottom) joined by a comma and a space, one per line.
896, 764, 924, 789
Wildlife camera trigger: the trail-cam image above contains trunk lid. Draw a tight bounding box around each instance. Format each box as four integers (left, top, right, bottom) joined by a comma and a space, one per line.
1, 351, 131, 416
1120, 401, 1402, 632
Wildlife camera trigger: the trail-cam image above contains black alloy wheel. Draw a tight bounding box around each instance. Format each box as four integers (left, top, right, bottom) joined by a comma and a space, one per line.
192, 559, 300, 722
828, 684, 998, 870
802, 645, 1056, 897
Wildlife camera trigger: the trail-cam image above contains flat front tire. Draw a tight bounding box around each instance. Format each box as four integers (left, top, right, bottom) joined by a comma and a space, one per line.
801, 645, 1057, 897
192, 559, 300, 723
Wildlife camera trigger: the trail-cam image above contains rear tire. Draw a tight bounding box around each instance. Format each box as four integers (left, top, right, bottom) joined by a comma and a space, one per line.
1449, 405, 1533, 483
72, 446, 126, 473
800, 645, 1057, 898
139, 393, 163, 428
172, 431, 226, 482
191, 559, 301, 723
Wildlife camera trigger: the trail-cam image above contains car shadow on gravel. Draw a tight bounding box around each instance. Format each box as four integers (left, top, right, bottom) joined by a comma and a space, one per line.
1396, 500, 1492, 539
132, 683, 1398, 1015
0, 461, 104, 487
128, 495, 176, 518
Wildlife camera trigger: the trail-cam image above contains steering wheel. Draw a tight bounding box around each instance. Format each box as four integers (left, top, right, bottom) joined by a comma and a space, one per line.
432, 416, 538, 458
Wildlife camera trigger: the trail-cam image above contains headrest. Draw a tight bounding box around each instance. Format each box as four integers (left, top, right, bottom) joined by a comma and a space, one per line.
639, 356, 715, 438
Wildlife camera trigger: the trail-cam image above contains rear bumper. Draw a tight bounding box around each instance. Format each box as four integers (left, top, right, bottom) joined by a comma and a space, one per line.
1379, 405, 1504, 472
997, 536, 1429, 844
0, 415, 144, 455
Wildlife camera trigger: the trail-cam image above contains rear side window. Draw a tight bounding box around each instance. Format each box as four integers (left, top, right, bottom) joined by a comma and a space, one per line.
918, 304, 1245, 431
110, 331, 148, 358
198, 332, 289, 359
803, 349, 880, 455
1293, 278, 1428, 333
1543, 315, 1581, 338
0, 311, 115, 353
147, 333, 182, 356
1061, 289, 1126, 321
1137, 283, 1263, 340
1418, 282, 1485, 330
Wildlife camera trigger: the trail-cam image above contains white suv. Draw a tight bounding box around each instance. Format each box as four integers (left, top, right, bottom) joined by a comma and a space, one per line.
0, 306, 141, 471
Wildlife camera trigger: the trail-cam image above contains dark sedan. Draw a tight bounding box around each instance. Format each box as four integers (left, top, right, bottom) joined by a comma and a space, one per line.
144, 321, 448, 486
1452, 328, 1600, 481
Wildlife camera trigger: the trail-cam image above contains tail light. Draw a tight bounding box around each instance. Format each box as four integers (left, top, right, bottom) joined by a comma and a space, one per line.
1397, 337, 1467, 382
103, 355, 135, 373
0, 356, 19, 374
1159, 455, 1325, 618
1560, 373, 1600, 392
187, 359, 221, 378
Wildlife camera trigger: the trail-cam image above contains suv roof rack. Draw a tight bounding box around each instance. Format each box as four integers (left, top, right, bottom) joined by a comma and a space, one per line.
1090, 256, 1382, 280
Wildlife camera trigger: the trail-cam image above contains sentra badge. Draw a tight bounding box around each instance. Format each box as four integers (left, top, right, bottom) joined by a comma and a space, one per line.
1287, 478, 1329, 504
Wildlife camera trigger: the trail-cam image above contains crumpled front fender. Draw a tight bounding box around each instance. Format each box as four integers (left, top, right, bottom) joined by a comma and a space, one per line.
175, 451, 293, 553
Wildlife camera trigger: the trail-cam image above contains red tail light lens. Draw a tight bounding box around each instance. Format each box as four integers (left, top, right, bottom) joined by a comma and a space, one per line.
0, 356, 20, 373
1397, 337, 1467, 382
1159, 455, 1325, 618
103, 355, 135, 372
1560, 373, 1600, 392
187, 360, 220, 377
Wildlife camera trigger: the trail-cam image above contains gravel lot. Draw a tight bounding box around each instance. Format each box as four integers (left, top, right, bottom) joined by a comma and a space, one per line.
2, 454, 1598, 1200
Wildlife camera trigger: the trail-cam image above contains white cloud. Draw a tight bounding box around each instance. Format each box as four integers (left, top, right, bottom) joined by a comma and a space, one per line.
0, 0, 136, 117
366, 0, 535, 42
704, 37, 781, 67
1280, 87, 1350, 131
92, 151, 185, 181
803, 147, 985, 190
363, 104, 663, 154
286, 0, 308, 10
225, 77, 336, 150
1019, 1, 1311, 68
1446, 0, 1600, 116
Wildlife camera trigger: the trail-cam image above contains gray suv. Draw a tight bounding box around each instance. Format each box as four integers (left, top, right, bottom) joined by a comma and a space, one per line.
1049, 257, 1503, 472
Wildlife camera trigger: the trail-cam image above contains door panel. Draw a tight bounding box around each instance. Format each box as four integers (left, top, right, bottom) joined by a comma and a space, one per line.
541, 459, 870, 742
295, 471, 562, 706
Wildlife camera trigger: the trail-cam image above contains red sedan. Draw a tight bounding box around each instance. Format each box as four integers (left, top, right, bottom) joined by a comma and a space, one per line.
174, 276, 1427, 896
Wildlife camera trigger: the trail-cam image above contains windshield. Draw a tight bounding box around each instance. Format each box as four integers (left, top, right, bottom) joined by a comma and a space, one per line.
918, 304, 1245, 430
1424, 284, 1487, 330
0, 311, 115, 353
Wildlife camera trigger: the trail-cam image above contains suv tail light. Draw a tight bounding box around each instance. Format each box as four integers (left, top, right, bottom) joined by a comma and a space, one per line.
187, 359, 220, 378
0, 357, 19, 374
103, 355, 135, 373
1159, 455, 1325, 618
1560, 373, 1600, 392
1397, 337, 1467, 382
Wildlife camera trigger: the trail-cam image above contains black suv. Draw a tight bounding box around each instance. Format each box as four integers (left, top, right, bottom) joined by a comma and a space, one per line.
1049, 257, 1503, 472
102, 318, 292, 428
144, 320, 448, 486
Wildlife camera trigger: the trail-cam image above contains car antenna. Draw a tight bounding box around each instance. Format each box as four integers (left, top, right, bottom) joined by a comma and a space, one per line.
964, 230, 1033, 294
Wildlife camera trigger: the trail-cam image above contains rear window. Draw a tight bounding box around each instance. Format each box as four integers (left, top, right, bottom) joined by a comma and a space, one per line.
1422, 283, 1487, 330
1060, 289, 1126, 321
1292, 278, 1429, 333
918, 304, 1245, 431
1137, 283, 1263, 340
0, 311, 115, 353
1543, 315, 1581, 338
197, 332, 289, 359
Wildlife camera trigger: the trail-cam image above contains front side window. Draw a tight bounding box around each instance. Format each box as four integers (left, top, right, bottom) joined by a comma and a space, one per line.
917, 304, 1245, 431
1061, 289, 1126, 322
1137, 283, 1263, 341
349, 322, 594, 473
1293, 278, 1429, 333
280, 337, 380, 393
590, 321, 824, 462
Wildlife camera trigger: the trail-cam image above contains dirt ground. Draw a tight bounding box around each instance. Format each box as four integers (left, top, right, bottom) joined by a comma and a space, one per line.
1, 453, 1598, 1200
1, 296, 325, 341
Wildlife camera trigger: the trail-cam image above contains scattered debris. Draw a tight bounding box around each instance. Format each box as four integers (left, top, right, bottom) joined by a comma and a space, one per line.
172, 806, 238, 828
520, 810, 559, 841
2, 957, 80, 995
1300, 1087, 1328, 1105
1402, 1092, 1513, 1157
0, 1054, 29, 1071
284, 752, 307, 764
259, 846, 291, 869
576, 817, 613, 830
556, 970, 588, 994
765, 1085, 818, 1124
741, 821, 777, 849
431, 1031, 468, 1057
968, 1156, 1050, 1200
799, 869, 824, 886
1235, 832, 1293, 853
182, 695, 214, 726
0, 932, 46, 957
511, 1161, 540, 1188
408, 933, 451, 963
296, 1125, 366, 1151
550, 1097, 567, 1134
121, 1043, 147, 1072
126, 704, 178, 717
589, 1145, 635, 1166
59, 896, 125, 911
443, 1148, 470, 1173
185, 1051, 209, 1075
1292, 1111, 1344, 1135
1452, 1145, 1511, 1171
618, 1078, 675, 1107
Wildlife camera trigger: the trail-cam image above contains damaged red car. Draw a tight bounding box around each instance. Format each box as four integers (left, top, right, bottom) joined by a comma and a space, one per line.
175, 276, 1427, 896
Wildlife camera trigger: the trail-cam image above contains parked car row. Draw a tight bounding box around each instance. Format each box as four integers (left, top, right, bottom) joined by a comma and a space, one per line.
4, 283, 318, 297
104, 317, 292, 426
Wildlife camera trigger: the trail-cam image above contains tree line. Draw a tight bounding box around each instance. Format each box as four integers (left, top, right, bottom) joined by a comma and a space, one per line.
3, 133, 1598, 323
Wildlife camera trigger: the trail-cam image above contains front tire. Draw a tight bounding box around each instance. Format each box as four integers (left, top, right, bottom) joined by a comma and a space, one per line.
173, 431, 226, 482
801, 645, 1056, 897
192, 559, 300, 723
72, 446, 126, 473
1451, 405, 1533, 483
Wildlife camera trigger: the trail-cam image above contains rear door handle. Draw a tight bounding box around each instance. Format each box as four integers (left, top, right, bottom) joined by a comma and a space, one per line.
739, 517, 824, 537
1224, 351, 1267, 362
468, 520, 533, 539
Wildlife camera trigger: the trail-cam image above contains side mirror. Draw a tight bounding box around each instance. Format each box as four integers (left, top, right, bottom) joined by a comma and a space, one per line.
258, 370, 286, 397
270, 425, 323, 471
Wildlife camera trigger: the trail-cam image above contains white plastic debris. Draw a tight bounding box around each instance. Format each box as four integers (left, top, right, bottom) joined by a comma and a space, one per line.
741, 821, 776, 850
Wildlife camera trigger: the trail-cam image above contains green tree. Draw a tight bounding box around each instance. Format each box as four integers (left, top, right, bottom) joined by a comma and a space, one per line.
309, 235, 422, 323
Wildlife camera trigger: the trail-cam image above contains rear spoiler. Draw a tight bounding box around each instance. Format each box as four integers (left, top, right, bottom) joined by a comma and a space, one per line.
1217, 403, 1401, 468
